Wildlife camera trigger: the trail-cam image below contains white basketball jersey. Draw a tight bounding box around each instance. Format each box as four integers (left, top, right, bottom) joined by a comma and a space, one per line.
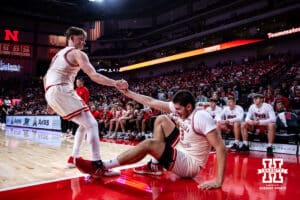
169, 102, 216, 167
45, 47, 80, 88
218, 105, 244, 122
206, 106, 222, 119
245, 103, 276, 125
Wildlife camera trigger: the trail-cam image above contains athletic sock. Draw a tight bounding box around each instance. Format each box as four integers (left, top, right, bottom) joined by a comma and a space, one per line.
103, 158, 120, 169
268, 143, 273, 147
151, 158, 159, 164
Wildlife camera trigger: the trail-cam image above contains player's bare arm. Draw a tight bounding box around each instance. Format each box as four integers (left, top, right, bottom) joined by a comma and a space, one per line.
119, 89, 171, 113
199, 129, 226, 190
72, 50, 128, 90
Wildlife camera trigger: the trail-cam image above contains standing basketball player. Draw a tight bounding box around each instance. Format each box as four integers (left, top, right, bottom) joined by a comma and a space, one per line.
76, 89, 226, 190
44, 26, 128, 172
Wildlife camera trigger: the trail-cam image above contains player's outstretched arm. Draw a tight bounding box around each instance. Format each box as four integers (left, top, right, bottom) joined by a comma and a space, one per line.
119, 89, 171, 113
74, 50, 128, 90
199, 129, 226, 190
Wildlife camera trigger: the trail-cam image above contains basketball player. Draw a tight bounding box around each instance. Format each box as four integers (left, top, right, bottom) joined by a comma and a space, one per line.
205, 98, 222, 120
240, 93, 276, 156
44, 26, 128, 173
76, 90, 227, 190
216, 96, 244, 151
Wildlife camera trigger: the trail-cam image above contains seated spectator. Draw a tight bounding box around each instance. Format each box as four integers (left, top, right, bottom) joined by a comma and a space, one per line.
240, 93, 276, 156
275, 101, 287, 114
216, 96, 244, 151
289, 80, 300, 109
274, 89, 290, 111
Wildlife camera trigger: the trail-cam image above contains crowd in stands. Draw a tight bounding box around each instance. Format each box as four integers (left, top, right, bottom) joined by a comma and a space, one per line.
0, 54, 299, 145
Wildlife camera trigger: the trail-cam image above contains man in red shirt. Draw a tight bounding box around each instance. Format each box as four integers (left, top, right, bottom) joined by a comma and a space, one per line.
75, 78, 90, 104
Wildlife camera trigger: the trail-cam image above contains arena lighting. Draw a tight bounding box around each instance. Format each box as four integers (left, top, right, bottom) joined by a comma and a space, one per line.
267, 27, 300, 39
89, 0, 103, 2
119, 39, 263, 72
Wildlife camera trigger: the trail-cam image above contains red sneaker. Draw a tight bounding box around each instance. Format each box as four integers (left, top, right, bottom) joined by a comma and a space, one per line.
133, 161, 163, 176
67, 156, 82, 168
75, 158, 106, 178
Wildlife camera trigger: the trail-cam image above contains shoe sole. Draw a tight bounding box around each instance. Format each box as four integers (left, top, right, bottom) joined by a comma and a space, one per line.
67, 163, 76, 168
133, 169, 163, 176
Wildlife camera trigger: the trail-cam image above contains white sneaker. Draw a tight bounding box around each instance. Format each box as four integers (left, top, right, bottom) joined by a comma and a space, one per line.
104, 169, 120, 176
103, 133, 111, 138
108, 132, 117, 139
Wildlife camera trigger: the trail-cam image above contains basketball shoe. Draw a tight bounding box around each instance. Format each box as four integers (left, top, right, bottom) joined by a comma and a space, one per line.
75, 157, 120, 177
133, 161, 163, 176
67, 156, 82, 168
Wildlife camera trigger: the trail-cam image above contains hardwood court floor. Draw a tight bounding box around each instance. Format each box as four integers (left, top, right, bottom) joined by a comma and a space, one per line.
0, 127, 148, 188
0, 126, 300, 200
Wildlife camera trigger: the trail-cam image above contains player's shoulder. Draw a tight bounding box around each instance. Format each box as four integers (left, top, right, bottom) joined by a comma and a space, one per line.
262, 102, 273, 109
249, 104, 255, 109
194, 109, 212, 119
262, 102, 271, 107
222, 106, 229, 111
236, 105, 244, 110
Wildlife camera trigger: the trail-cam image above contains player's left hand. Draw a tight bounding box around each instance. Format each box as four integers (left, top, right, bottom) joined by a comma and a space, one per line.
115, 79, 128, 90
198, 181, 221, 190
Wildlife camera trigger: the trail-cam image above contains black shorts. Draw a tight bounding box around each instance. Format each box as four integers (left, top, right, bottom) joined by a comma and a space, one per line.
158, 127, 180, 170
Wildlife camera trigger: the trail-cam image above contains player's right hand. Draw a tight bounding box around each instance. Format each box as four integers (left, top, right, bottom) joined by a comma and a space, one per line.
115, 79, 128, 90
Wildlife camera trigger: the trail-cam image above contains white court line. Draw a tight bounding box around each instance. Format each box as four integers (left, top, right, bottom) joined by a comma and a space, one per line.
0, 163, 147, 192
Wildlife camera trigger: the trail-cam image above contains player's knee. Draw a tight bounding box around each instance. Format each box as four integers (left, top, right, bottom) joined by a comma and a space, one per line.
241, 122, 247, 129
268, 123, 276, 131
85, 118, 98, 130
143, 139, 160, 151
154, 115, 169, 125
234, 122, 240, 128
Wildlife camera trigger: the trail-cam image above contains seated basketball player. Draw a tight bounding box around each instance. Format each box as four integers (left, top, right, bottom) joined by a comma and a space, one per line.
205, 98, 222, 121
240, 93, 276, 156
75, 90, 227, 190
44, 26, 128, 174
216, 96, 244, 152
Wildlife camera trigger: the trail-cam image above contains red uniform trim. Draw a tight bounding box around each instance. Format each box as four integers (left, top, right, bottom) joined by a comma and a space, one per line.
64, 48, 79, 67
63, 106, 89, 120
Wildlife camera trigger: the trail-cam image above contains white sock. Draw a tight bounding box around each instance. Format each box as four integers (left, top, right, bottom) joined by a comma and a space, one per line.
141, 132, 145, 136
103, 158, 120, 169
71, 126, 86, 158
243, 141, 249, 146
72, 112, 101, 161
268, 143, 273, 147
234, 140, 239, 145
151, 158, 159, 164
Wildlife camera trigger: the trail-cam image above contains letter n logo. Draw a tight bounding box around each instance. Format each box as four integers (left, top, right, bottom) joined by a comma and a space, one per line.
4, 30, 19, 42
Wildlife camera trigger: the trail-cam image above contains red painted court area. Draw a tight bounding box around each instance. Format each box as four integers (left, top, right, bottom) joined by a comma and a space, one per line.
0, 152, 299, 200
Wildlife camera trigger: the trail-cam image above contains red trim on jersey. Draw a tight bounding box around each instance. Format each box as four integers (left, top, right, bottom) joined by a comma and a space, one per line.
191, 109, 206, 136
64, 48, 79, 67
168, 149, 177, 170
63, 106, 89, 120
